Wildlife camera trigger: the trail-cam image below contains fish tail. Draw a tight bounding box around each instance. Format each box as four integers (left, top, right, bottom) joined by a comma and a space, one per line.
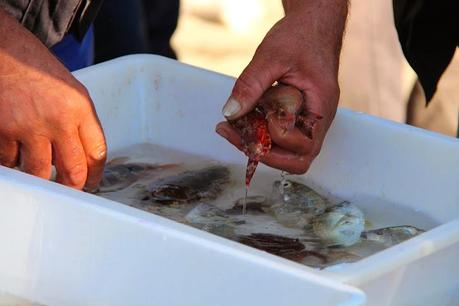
245, 159, 259, 187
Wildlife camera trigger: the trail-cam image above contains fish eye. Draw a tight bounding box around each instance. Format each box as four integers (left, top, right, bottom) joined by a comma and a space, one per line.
282, 181, 292, 188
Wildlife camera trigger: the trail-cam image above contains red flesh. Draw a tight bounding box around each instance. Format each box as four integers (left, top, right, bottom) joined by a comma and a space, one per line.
231, 109, 271, 186
229, 85, 322, 187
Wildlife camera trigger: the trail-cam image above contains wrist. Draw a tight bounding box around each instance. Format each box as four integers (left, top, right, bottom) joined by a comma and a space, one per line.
282, 0, 349, 16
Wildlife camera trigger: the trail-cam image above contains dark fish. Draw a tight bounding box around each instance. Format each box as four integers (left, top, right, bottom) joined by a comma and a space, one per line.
238, 232, 362, 268
226, 195, 267, 215
99, 162, 175, 193
237, 233, 307, 261
148, 165, 230, 204
302, 249, 361, 269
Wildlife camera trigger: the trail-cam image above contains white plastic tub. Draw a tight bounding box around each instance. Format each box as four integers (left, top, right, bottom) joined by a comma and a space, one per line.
0, 54, 458, 305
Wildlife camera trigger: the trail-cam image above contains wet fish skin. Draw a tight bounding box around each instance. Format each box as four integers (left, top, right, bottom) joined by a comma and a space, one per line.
302, 249, 361, 269
312, 202, 365, 247
268, 179, 327, 229
148, 165, 230, 204
237, 233, 307, 261
185, 203, 230, 224
185, 203, 238, 238
361, 225, 424, 247
226, 195, 267, 215
99, 162, 173, 193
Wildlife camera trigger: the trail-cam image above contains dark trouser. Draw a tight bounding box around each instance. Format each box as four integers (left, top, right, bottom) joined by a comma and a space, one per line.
406, 51, 459, 139
94, 0, 179, 63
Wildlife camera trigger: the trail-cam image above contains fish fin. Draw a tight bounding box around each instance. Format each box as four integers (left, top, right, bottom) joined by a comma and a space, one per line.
245, 159, 259, 187
296, 112, 323, 139
364, 219, 373, 229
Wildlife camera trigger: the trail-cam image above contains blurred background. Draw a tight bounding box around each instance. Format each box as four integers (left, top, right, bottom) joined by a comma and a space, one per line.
94, 0, 459, 137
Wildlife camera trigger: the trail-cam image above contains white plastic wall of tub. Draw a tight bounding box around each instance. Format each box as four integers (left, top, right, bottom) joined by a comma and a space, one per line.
0, 167, 365, 306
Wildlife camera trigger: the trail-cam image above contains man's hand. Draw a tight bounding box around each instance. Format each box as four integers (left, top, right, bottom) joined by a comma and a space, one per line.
0, 8, 106, 190
216, 0, 348, 174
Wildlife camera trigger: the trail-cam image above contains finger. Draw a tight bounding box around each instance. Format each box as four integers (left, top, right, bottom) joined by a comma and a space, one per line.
0, 137, 19, 168
216, 122, 314, 174
52, 131, 88, 189
215, 122, 243, 150
222, 50, 285, 120
261, 146, 313, 175
20, 137, 52, 179
79, 114, 107, 191
267, 114, 313, 155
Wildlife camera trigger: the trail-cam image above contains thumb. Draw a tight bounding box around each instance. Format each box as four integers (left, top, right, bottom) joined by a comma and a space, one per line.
222, 54, 284, 120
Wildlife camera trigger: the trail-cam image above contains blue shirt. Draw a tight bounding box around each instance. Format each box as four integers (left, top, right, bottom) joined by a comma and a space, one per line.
51, 26, 94, 72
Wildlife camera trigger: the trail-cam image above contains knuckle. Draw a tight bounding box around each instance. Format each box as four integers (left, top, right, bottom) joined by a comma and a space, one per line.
296, 166, 309, 175
24, 160, 47, 174
322, 80, 340, 105
233, 71, 265, 102
0, 142, 18, 168
310, 147, 321, 160
290, 168, 307, 175
292, 158, 312, 175
49, 93, 92, 127
0, 157, 16, 168
77, 84, 91, 98
0, 123, 18, 136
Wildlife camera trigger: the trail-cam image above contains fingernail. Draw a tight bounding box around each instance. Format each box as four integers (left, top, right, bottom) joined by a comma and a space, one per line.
216, 127, 229, 139
222, 97, 241, 118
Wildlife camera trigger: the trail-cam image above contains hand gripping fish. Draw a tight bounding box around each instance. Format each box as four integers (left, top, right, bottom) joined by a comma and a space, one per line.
228, 84, 322, 187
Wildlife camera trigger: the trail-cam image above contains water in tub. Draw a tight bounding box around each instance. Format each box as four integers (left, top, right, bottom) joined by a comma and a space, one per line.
96, 143, 438, 269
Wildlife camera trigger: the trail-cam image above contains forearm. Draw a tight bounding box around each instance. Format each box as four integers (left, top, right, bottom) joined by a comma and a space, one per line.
0, 7, 65, 76
281, 0, 349, 71
0, 6, 107, 190
219, 0, 349, 174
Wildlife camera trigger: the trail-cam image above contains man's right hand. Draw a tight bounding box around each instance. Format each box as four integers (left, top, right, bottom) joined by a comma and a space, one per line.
0, 8, 107, 190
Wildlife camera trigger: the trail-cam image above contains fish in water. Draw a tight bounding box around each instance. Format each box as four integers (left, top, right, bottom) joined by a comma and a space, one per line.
312, 202, 365, 247
300, 248, 361, 269
268, 179, 327, 229
361, 225, 424, 247
238, 232, 361, 268
226, 195, 267, 215
186, 203, 231, 225
98, 159, 175, 193
185, 203, 240, 238
147, 165, 230, 204
237, 233, 309, 261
